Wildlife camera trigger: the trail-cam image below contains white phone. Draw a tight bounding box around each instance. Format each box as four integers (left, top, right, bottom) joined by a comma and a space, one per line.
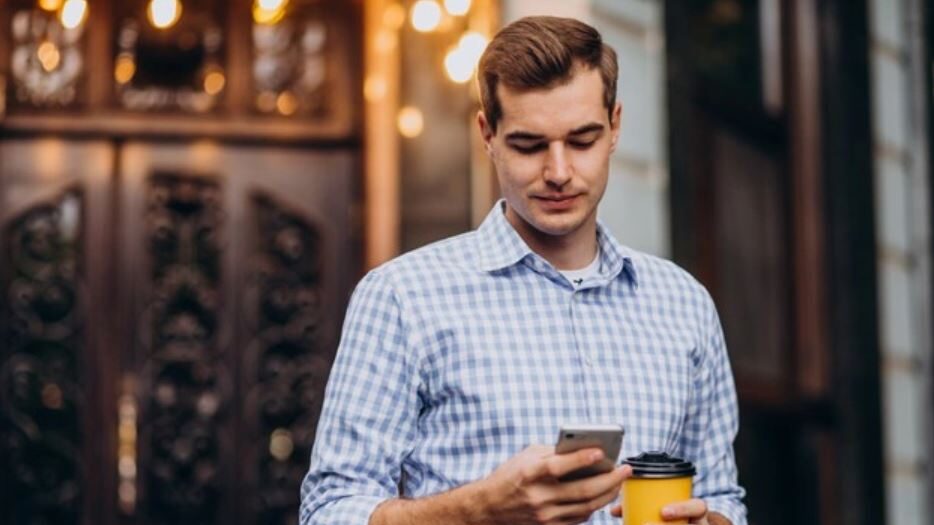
555, 424, 625, 481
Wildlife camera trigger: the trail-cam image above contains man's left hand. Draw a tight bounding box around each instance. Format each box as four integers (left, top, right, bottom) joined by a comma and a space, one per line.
610, 498, 730, 524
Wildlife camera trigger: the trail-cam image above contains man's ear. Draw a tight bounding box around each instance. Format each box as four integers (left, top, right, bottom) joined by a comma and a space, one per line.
610, 102, 622, 150
477, 110, 495, 153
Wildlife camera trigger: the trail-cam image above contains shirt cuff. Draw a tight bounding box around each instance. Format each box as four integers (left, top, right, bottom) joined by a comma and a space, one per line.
301, 494, 386, 525
706, 497, 747, 525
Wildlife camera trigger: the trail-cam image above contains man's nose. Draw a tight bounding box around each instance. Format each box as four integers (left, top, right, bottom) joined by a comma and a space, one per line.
543, 142, 571, 187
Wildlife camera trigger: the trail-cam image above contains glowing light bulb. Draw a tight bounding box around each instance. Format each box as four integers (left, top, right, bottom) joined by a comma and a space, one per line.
276, 91, 298, 115
203, 70, 225, 95
147, 0, 182, 30
375, 29, 397, 53
397, 106, 424, 138
39, 0, 64, 12
59, 0, 88, 30
444, 47, 472, 83
443, 32, 487, 83
269, 428, 294, 461
383, 4, 406, 30
257, 0, 286, 8
37, 41, 61, 72
458, 31, 488, 62
411, 0, 441, 33
114, 54, 136, 84
444, 0, 471, 16
253, 0, 288, 25
364, 75, 387, 102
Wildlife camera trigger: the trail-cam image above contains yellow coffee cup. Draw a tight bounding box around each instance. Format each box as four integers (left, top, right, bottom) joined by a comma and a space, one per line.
622, 451, 696, 525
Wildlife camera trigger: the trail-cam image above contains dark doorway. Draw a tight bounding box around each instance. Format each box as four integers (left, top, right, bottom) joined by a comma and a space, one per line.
665, 1, 884, 524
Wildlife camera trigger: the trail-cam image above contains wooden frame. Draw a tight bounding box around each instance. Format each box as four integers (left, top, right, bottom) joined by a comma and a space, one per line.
363, 0, 401, 269
816, 1, 885, 523
923, 0, 934, 510
0, 0, 361, 143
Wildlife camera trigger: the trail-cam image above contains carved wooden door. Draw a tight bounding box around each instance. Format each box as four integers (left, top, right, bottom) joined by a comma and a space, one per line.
0, 138, 359, 525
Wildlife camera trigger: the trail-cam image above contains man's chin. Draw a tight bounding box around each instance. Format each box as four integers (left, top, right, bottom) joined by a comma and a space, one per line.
527, 216, 584, 238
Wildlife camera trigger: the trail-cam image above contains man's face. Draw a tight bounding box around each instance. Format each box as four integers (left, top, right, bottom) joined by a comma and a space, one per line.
479, 65, 621, 243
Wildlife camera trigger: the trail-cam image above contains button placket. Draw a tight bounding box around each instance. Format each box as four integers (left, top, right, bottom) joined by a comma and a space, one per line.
570, 291, 593, 366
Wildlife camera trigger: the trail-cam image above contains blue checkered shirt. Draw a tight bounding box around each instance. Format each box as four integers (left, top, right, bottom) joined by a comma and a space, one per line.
301, 201, 747, 525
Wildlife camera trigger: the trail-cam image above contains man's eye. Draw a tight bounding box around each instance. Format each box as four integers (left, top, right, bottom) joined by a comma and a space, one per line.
569, 140, 597, 149
511, 144, 546, 154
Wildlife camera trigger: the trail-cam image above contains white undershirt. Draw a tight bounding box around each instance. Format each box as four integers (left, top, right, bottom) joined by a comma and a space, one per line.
558, 251, 601, 288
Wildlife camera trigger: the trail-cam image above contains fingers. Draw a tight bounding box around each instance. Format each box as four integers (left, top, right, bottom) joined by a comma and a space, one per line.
547, 483, 621, 523
555, 464, 630, 503
661, 498, 708, 520
544, 466, 629, 522
529, 447, 606, 481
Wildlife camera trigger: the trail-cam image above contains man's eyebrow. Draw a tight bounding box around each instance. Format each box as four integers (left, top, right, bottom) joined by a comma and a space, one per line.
568, 123, 605, 136
504, 123, 606, 142
504, 131, 546, 141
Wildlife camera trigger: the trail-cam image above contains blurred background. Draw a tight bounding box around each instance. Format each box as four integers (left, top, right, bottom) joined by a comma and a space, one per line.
0, 1, 931, 524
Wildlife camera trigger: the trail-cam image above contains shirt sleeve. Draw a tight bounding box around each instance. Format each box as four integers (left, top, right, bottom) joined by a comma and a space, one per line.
682, 290, 748, 525
300, 269, 422, 525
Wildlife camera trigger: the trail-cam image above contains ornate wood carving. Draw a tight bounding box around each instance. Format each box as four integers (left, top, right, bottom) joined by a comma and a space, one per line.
8, 5, 87, 109
0, 190, 84, 525
140, 174, 226, 524
244, 193, 328, 525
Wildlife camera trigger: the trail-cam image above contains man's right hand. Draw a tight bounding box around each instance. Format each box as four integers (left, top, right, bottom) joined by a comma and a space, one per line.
472, 444, 632, 525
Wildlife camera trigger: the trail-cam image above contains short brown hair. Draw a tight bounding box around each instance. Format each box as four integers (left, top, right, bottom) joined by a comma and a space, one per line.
477, 16, 618, 133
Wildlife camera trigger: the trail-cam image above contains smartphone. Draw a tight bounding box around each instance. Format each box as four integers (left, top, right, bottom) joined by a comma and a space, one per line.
555, 424, 625, 481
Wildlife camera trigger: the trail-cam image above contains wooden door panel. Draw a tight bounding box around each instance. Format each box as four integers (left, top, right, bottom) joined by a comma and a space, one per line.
116, 142, 357, 525
0, 139, 117, 525
1, 139, 358, 525
708, 125, 793, 401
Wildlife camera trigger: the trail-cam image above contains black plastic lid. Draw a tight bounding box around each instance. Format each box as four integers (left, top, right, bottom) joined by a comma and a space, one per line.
624, 451, 696, 478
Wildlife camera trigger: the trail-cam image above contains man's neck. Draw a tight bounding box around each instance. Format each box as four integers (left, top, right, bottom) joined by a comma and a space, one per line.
505, 208, 599, 271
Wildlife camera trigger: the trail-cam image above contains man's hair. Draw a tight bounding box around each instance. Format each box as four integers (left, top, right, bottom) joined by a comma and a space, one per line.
477, 16, 618, 133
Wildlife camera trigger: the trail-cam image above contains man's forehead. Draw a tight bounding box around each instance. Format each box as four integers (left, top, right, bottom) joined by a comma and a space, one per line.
496, 67, 608, 134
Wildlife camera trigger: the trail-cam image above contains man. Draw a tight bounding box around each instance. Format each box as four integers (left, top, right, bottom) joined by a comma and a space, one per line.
301, 16, 746, 525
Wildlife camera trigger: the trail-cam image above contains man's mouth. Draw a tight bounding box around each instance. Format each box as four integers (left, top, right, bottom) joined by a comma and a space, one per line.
533, 194, 580, 209
536, 193, 579, 201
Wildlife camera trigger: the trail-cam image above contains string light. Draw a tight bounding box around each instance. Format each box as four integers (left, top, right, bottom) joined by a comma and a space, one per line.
444, 0, 471, 16
59, 0, 88, 30
397, 106, 424, 138
203, 69, 226, 95
253, 0, 288, 25
364, 75, 387, 102
444, 31, 487, 83
147, 0, 182, 30
37, 41, 61, 72
411, 0, 441, 33
269, 429, 295, 461
38, 0, 64, 12
114, 54, 136, 84
444, 47, 472, 83
458, 31, 488, 62
276, 91, 298, 115
375, 29, 397, 53
382, 3, 406, 30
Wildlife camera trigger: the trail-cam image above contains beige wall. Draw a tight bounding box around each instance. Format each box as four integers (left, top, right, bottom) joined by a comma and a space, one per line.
868, 0, 933, 523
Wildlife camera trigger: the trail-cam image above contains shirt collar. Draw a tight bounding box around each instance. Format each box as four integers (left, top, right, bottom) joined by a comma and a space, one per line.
474, 200, 639, 288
